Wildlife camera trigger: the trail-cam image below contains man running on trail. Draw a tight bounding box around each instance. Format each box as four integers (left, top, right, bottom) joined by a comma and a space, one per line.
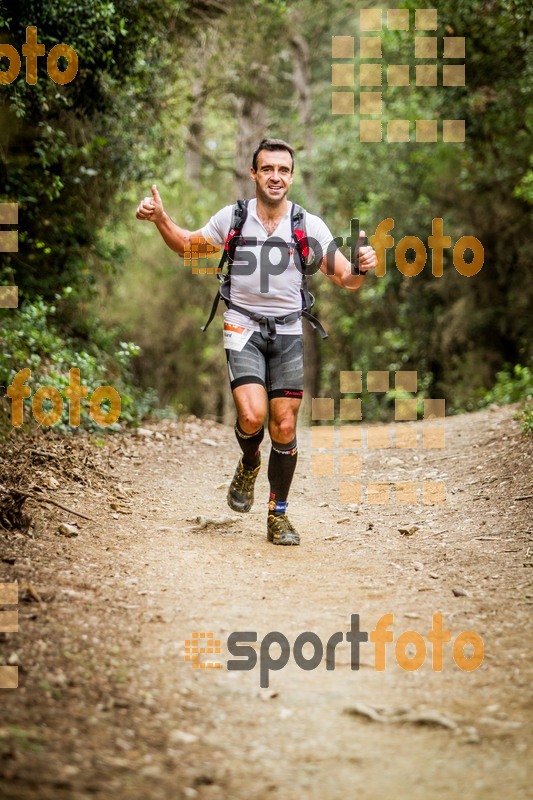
136, 138, 376, 546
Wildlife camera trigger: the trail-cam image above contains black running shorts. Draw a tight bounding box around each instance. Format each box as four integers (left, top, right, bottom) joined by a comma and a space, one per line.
225, 332, 304, 400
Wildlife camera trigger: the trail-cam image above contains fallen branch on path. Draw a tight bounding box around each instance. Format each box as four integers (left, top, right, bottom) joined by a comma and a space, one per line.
0, 484, 95, 522
418, 529, 447, 540
344, 703, 459, 731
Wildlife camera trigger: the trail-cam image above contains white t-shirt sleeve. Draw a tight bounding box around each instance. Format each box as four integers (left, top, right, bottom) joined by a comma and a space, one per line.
200, 205, 234, 247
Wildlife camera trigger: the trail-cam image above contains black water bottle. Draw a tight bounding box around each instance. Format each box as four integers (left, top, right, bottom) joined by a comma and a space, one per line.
351, 232, 369, 275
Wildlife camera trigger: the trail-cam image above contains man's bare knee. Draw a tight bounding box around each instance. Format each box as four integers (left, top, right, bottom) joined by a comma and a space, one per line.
240, 411, 265, 433
270, 418, 297, 443
233, 385, 268, 433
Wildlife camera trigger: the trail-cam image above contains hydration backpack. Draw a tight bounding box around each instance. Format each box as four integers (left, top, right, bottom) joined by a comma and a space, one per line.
201, 199, 328, 341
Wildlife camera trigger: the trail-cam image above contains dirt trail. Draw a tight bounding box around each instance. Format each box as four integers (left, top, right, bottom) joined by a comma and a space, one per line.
0, 405, 531, 799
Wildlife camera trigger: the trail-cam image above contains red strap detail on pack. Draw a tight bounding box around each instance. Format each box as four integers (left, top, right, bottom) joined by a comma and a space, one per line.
224, 228, 237, 252
293, 228, 309, 261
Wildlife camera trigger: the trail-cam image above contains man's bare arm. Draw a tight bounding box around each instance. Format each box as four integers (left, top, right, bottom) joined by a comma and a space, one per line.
320, 231, 376, 290
136, 184, 219, 258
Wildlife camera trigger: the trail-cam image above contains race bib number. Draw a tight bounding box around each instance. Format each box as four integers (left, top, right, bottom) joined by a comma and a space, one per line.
223, 322, 254, 352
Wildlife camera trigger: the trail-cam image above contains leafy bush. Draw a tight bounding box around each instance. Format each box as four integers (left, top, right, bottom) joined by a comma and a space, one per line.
515, 403, 533, 435
482, 363, 533, 435
483, 364, 532, 406
0, 294, 157, 432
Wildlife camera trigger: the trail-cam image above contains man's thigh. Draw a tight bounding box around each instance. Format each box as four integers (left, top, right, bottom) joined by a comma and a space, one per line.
225, 332, 267, 392
233, 383, 268, 429
226, 332, 304, 431
265, 334, 304, 400
226, 333, 268, 429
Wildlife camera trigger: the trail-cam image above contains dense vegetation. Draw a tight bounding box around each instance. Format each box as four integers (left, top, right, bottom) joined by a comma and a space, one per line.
1, 0, 531, 428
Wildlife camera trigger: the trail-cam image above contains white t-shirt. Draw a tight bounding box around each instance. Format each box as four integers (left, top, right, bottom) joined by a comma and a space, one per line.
201, 198, 335, 334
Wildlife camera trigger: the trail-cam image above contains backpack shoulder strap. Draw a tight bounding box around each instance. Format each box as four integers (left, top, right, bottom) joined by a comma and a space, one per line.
290, 201, 313, 304
291, 202, 308, 260
290, 202, 327, 338
202, 200, 249, 333
291, 202, 306, 231
223, 198, 249, 275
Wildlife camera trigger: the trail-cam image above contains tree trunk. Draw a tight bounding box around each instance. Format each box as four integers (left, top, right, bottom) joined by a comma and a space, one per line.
290, 29, 317, 206
185, 74, 207, 184
290, 23, 320, 422
220, 93, 267, 426
234, 94, 266, 199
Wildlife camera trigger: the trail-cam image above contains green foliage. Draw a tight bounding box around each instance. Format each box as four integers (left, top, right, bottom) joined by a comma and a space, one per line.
100, 0, 532, 418
0, 0, 232, 323
308, 0, 532, 412
0, 295, 156, 431
0, 0, 231, 424
1, 0, 531, 422
480, 361, 533, 436
483, 364, 533, 406
515, 403, 533, 435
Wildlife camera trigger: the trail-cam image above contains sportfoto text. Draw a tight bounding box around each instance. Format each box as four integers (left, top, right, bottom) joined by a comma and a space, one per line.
193, 217, 484, 286
222, 613, 484, 688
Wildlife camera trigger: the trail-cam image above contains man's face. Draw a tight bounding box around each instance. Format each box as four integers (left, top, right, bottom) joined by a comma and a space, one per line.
251, 149, 294, 206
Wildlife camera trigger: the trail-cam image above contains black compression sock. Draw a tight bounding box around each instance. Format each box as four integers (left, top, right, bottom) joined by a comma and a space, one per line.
235, 420, 264, 468
268, 438, 298, 513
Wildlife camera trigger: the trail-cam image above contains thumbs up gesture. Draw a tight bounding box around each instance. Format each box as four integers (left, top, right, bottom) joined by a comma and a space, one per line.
136, 184, 164, 223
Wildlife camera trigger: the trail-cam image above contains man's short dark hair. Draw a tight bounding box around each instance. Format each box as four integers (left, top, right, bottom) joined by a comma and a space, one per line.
252, 138, 295, 173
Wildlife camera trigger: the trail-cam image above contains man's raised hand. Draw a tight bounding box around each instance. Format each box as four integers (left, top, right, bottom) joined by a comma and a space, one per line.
136, 184, 164, 223
358, 230, 377, 273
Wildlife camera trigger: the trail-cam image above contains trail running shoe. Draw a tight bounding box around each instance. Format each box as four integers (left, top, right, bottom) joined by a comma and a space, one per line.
227, 457, 261, 513
267, 513, 300, 546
